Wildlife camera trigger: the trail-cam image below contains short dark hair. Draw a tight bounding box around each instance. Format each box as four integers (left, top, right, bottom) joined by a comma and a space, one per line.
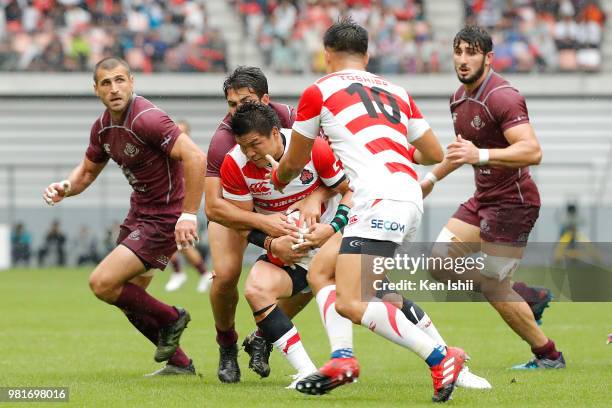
453, 26, 493, 54
223, 66, 269, 99
231, 102, 281, 138
323, 17, 368, 55
93, 57, 131, 83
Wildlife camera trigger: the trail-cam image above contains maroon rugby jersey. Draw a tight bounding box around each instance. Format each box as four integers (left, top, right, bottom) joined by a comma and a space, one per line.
86, 95, 184, 214
206, 101, 295, 177
450, 71, 540, 205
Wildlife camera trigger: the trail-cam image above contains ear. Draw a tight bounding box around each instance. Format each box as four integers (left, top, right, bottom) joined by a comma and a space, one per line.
485, 51, 494, 68
261, 93, 270, 105
93, 82, 99, 98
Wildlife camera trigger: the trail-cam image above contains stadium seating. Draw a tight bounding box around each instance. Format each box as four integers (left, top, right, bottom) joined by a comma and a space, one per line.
0, 0, 227, 72
464, 0, 607, 73
230, 0, 443, 74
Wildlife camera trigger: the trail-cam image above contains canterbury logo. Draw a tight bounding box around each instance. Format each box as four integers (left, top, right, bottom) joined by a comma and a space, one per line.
249, 181, 271, 194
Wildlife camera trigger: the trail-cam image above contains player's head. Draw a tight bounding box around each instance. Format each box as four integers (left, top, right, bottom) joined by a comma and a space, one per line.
323, 17, 369, 72
223, 66, 270, 117
176, 119, 191, 135
453, 26, 494, 85
230, 102, 283, 168
93, 57, 134, 114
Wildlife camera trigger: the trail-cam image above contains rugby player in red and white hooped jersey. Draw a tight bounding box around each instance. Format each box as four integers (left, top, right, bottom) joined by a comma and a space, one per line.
269, 19, 478, 402
205, 66, 332, 383
220, 102, 352, 388
421, 26, 564, 370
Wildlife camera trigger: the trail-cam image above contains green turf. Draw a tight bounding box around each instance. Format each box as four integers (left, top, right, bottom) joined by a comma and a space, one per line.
0, 267, 610, 407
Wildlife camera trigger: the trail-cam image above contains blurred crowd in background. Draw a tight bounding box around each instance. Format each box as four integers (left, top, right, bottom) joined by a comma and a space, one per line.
466, 0, 606, 72
0, 1, 607, 73
234, 0, 439, 74
10, 219, 118, 267
10, 218, 211, 268
0, 0, 227, 72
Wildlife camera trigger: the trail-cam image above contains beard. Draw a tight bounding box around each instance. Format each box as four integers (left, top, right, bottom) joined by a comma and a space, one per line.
456, 61, 486, 85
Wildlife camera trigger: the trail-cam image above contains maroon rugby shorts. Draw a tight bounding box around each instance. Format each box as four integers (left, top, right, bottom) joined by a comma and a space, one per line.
116, 208, 179, 270
452, 197, 539, 246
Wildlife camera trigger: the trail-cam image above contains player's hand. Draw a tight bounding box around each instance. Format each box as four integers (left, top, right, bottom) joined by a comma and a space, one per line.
420, 180, 434, 199
43, 180, 71, 206
271, 234, 309, 266
175, 213, 199, 251
446, 134, 479, 165
265, 154, 287, 193
287, 196, 321, 227
258, 212, 299, 237
294, 223, 335, 250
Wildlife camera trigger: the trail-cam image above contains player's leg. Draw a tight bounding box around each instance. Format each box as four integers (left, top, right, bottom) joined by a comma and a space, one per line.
434, 201, 553, 323
334, 247, 466, 402
244, 260, 317, 384
242, 290, 313, 378
308, 232, 355, 360
296, 232, 362, 395
165, 253, 188, 292
208, 221, 247, 383
126, 274, 195, 376
478, 242, 564, 369
183, 246, 214, 293
88, 245, 190, 364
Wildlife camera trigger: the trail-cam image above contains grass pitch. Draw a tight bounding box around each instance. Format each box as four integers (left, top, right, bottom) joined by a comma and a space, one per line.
0, 267, 610, 407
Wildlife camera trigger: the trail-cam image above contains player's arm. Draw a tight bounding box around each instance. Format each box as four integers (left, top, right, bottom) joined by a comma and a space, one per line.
489, 124, 542, 167
298, 179, 352, 249
205, 178, 297, 237
411, 129, 444, 165
269, 130, 315, 190
446, 125, 541, 168
287, 184, 336, 228
271, 84, 322, 191
213, 155, 298, 237
223, 196, 307, 266
170, 133, 206, 214
43, 157, 107, 206
419, 139, 463, 199
169, 132, 207, 249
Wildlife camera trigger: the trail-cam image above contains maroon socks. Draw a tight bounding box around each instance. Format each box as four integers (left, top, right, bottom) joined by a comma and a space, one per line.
114, 282, 179, 327
216, 325, 238, 347
532, 339, 561, 360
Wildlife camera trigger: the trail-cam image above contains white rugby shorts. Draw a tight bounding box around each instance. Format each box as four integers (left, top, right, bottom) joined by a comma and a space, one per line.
343, 199, 422, 244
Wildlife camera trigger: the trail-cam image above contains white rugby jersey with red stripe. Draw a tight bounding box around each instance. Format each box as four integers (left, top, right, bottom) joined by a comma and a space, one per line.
292, 69, 430, 206
220, 129, 344, 221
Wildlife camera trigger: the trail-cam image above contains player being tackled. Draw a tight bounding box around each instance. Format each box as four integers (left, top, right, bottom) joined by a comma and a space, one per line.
220, 102, 352, 387
271, 20, 489, 402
